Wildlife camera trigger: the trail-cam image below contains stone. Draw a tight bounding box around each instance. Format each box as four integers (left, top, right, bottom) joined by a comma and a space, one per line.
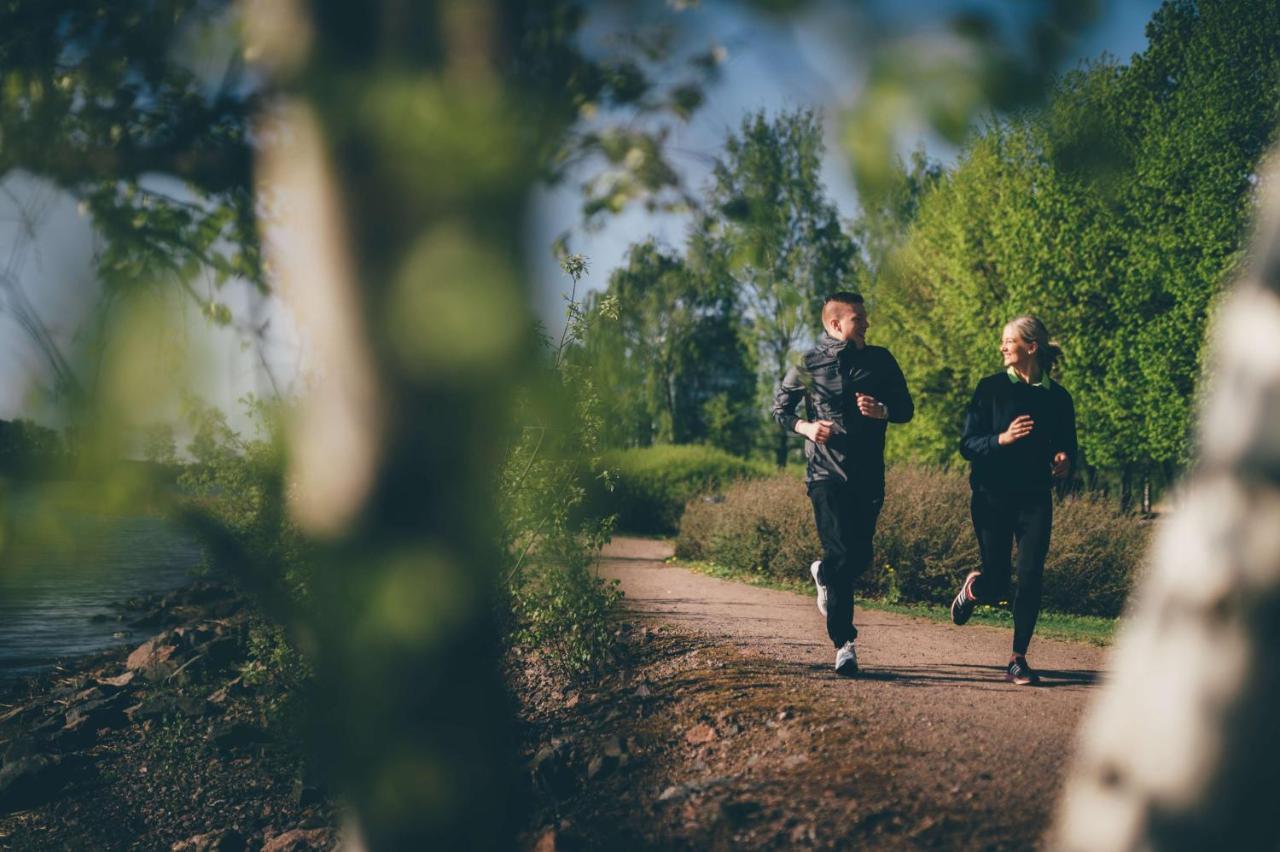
211, 721, 269, 752
533, 827, 559, 852
260, 828, 335, 851
171, 829, 246, 851
126, 635, 178, 675
126, 695, 212, 724
530, 742, 575, 798
97, 671, 137, 690
0, 753, 80, 814
65, 693, 128, 732
684, 723, 717, 745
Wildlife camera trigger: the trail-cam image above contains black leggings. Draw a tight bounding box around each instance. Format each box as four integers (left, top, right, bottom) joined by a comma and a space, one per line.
808, 480, 883, 648
969, 490, 1053, 655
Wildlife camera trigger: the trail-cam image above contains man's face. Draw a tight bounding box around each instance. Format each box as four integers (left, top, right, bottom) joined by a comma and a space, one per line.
828, 302, 869, 348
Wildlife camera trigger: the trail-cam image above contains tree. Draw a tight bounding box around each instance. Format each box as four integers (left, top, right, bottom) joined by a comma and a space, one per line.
578, 236, 756, 454
707, 109, 863, 466
870, 0, 1280, 505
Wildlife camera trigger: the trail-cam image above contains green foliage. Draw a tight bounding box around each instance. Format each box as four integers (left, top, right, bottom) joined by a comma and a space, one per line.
176, 396, 310, 602
0, 418, 65, 477
240, 619, 313, 725
575, 240, 756, 453
709, 109, 865, 465
0, 0, 264, 310
579, 109, 861, 462
678, 465, 1152, 618
873, 0, 1280, 493
500, 255, 623, 678
509, 556, 623, 676
591, 444, 771, 535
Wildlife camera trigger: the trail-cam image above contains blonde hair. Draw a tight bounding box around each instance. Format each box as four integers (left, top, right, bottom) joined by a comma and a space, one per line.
1006, 315, 1063, 375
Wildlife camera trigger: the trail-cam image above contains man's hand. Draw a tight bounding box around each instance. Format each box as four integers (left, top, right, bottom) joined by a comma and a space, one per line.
1051, 451, 1071, 479
998, 415, 1034, 446
797, 420, 835, 444
856, 393, 888, 420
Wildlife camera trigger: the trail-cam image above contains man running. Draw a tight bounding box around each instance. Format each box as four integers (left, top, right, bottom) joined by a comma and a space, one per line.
771, 292, 914, 676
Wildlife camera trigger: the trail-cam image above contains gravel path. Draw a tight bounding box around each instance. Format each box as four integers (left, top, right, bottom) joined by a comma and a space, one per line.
592, 535, 1108, 849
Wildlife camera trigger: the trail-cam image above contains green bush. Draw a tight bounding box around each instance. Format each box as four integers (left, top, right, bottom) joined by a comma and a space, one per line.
677, 464, 1151, 617
593, 444, 772, 534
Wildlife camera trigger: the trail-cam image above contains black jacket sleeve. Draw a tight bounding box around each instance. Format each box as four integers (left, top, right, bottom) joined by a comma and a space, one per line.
880, 351, 914, 424
960, 380, 1001, 460
771, 363, 807, 433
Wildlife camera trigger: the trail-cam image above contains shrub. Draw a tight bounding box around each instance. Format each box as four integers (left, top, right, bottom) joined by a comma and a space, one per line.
677, 464, 1151, 617
593, 444, 772, 534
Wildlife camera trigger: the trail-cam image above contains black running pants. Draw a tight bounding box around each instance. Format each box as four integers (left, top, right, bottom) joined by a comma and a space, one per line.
808, 480, 883, 648
969, 489, 1053, 655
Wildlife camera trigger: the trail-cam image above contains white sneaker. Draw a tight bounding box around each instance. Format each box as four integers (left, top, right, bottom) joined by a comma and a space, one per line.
810, 560, 828, 616
835, 640, 858, 677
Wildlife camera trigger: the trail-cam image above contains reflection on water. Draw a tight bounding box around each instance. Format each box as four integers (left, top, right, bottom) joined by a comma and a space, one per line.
0, 514, 206, 680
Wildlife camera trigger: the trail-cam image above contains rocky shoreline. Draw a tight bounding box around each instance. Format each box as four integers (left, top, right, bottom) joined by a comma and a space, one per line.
0, 582, 339, 851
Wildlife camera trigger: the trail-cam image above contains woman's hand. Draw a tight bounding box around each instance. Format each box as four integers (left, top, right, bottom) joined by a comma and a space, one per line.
1051, 451, 1071, 479
998, 415, 1034, 446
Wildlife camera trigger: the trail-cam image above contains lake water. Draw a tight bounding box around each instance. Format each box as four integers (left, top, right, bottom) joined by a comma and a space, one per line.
0, 515, 207, 680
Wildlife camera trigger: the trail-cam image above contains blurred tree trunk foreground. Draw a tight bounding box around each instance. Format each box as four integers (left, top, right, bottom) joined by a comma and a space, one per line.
1053, 149, 1280, 849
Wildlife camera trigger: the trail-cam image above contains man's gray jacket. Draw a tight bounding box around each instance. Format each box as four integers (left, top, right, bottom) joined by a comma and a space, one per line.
771, 332, 914, 489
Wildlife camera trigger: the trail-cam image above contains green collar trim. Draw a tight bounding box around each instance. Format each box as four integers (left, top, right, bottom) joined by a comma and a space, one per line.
1007, 366, 1051, 389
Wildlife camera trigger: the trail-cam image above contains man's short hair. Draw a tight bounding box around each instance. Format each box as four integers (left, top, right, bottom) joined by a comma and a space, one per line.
822, 291, 865, 326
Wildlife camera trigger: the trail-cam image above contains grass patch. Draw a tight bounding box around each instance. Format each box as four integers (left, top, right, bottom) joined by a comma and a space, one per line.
675, 557, 1117, 647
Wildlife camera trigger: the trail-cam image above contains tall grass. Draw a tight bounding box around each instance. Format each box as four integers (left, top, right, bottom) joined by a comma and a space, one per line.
677, 465, 1152, 617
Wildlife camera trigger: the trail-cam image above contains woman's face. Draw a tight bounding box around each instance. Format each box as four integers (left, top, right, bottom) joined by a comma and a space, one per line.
1001, 324, 1037, 372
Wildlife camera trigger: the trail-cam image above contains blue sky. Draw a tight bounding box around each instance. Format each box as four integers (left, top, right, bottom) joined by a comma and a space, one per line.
528, 0, 1164, 328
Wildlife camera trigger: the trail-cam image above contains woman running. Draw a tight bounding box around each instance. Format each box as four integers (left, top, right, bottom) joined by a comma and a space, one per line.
949, 315, 1077, 685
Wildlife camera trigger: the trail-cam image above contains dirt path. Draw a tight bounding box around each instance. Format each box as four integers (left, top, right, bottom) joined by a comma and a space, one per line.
525, 536, 1107, 850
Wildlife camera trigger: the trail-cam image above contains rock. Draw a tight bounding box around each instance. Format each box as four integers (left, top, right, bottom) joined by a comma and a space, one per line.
210, 721, 269, 752
658, 785, 687, 802
533, 827, 559, 852
718, 798, 762, 826
634, 684, 652, 698
207, 677, 245, 707
600, 735, 625, 758
171, 829, 246, 851
125, 695, 212, 724
684, 723, 717, 745
0, 703, 34, 726
126, 635, 180, 680
0, 753, 80, 814
260, 828, 335, 851
585, 754, 617, 780
529, 742, 575, 798
97, 671, 137, 690
291, 773, 325, 808
198, 634, 243, 669
64, 693, 128, 732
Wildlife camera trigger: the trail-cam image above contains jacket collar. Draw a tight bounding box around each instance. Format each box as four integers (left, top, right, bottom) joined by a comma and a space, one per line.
817, 332, 850, 354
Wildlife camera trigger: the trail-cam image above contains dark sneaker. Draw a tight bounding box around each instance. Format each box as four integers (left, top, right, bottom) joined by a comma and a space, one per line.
835, 640, 858, 677
810, 560, 828, 617
950, 571, 980, 625
1006, 656, 1040, 686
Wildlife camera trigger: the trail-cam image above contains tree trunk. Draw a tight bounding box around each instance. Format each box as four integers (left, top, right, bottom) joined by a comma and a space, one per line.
1052, 151, 1280, 850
